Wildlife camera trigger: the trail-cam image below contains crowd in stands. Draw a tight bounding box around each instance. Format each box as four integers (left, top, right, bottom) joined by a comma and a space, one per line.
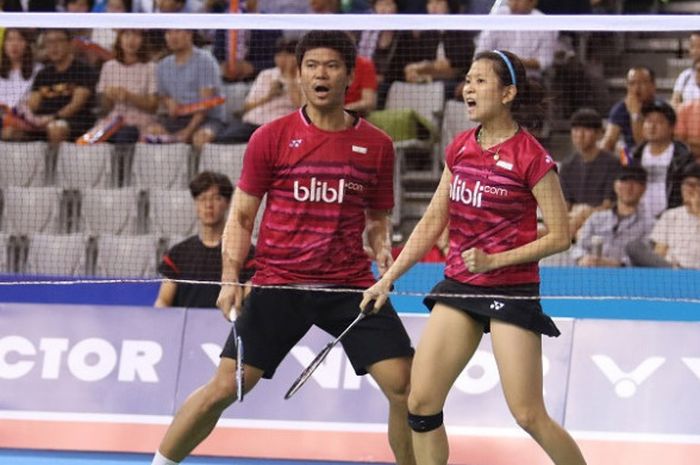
0, 0, 699, 271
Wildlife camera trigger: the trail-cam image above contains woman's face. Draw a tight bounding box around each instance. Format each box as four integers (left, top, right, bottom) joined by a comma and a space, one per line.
373, 0, 397, 14
4, 30, 28, 63
119, 30, 144, 57
463, 59, 512, 123
426, 0, 449, 14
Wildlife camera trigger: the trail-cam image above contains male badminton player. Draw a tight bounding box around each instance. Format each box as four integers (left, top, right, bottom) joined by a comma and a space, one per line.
150, 30, 415, 465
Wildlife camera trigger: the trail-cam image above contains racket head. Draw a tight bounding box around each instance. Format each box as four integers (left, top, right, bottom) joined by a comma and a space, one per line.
284, 342, 335, 400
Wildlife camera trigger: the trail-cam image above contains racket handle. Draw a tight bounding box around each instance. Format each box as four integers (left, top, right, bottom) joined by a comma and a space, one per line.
228, 309, 236, 322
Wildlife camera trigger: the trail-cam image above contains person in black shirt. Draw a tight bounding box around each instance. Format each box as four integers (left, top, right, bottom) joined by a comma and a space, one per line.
155, 171, 255, 309
22, 29, 98, 145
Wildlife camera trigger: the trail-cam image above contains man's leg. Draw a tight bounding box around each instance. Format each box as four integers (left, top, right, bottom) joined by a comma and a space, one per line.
153, 358, 264, 464
367, 356, 416, 465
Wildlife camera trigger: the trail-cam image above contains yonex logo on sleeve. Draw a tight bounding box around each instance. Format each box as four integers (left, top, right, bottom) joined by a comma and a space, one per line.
289, 139, 303, 148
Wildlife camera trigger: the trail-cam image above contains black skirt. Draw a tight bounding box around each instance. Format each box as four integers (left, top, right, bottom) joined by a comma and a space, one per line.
423, 278, 560, 337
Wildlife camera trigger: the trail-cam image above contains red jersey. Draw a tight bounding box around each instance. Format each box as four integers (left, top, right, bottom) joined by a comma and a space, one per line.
345, 56, 378, 105
445, 127, 556, 286
238, 108, 394, 287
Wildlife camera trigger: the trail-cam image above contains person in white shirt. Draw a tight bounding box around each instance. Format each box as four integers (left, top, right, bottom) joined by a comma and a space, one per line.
627, 162, 700, 269
670, 31, 700, 110
474, 0, 558, 81
0, 29, 41, 115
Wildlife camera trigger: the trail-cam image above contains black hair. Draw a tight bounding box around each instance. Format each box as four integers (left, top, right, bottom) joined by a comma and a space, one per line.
570, 107, 602, 130
189, 171, 234, 200
628, 65, 655, 83
295, 30, 356, 74
473, 49, 546, 130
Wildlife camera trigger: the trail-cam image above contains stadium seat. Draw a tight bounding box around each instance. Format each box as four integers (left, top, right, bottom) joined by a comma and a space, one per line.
0, 142, 48, 188
1, 186, 66, 235
130, 143, 192, 190
441, 100, 478, 159
23, 233, 90, 276
78, 188, 143, 235
94, 234, 160, 278
147, 188, 197, 239
55, 143, 115, 189
0, 233, 9, 273
198, 143, 247, 185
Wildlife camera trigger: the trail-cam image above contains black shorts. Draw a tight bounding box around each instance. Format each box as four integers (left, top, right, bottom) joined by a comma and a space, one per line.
221, 286, 414, 379
423, 278, 560, 337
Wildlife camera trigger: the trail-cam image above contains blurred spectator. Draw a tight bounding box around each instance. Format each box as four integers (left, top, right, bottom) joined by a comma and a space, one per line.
630, 99, 694, 220
2, 0, 56, 11
212, 1, 282, 82
357, 0, 399, 86
627, 163, 700, 269
143, 29, 224, 146
382, 0, 474, 104
670, 31, 700, 110
212, 37, 302, 144
65, 0, 94, 11
474, 0, 558, 81
560, 108, 621, 236
345, 30, 378, 115
600, 66, 657, 154
309, 0, 340, 12
572, 164, 653, 267
258, 0, 309, 13
674, 58, 700, 159
13, 29, 97, 145
537, 0, 590, 14
155, 171, 256, 308
91, 0, 132, 51
88, 29, 158, 143
0, 29, 41, 113
132, 0, 203, 12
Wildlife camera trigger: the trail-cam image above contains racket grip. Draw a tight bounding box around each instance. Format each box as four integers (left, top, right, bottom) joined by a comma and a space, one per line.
228, 309, 236, 322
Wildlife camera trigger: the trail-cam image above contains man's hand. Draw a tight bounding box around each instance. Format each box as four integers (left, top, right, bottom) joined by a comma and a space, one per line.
375, 247, 394, 277
216, 283, 244, 321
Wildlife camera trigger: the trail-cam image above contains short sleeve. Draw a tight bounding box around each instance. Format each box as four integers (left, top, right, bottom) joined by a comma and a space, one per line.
608, 101, 628, 127
368, 136, 395, 211
237, 125, 274, 197
524, 147, 557, 190
96, 60, 115, 94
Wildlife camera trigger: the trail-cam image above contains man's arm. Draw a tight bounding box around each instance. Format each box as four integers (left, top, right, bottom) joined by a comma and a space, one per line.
217, 189, 262, 318
154, 281, 177, 308
57, 86, 91, 119
600, 123, 621, 152
365, 209, 392, 276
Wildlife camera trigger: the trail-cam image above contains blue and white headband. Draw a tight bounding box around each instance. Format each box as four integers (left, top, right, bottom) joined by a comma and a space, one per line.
492, 50, 517, 87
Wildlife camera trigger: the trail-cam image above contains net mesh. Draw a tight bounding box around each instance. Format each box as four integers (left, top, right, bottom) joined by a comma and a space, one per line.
0, 10, 698, 304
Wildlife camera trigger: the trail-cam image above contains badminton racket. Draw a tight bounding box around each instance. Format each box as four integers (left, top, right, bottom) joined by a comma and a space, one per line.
284, 304, 373, 400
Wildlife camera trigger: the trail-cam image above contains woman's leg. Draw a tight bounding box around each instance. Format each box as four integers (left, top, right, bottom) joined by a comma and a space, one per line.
490, 320, 586, 465
408, 303, 484, 465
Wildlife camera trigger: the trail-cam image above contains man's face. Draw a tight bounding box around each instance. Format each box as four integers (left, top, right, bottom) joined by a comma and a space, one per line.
508, 0, 536, 14
626, 68, 655, 103
165, 29, 192, 53
614, 179, 646, 207
570, 126, 600, 153
681, 176, 700, 206
642, 112, 673, 144
689, 33, 700, 61
195, 186, 230, 228
299, 47, 352, 111
426, 0, 449, 14
373, 0, 397, 14
43, 31, 72, 64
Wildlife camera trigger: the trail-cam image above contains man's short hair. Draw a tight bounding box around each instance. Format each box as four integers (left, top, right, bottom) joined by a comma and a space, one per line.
616, 163, 647, 184
189, 171, 234, 200
628, 66, 655, 83
570, 108, 602, 130
681, 162, 700, 181
641, 99, 676, 126
295, 30, 356, 74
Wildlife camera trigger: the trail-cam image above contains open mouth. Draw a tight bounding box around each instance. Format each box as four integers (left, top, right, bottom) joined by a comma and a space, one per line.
313, 84, 330, 96
465, 99, 476, 108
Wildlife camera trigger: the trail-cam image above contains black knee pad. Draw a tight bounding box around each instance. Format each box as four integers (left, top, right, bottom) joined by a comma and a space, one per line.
407, 411, 444, 432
